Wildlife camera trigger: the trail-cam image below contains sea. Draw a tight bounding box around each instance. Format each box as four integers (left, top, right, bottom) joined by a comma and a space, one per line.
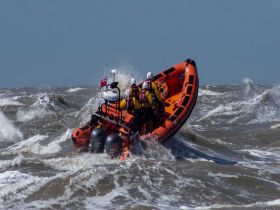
0, 76, 280, 210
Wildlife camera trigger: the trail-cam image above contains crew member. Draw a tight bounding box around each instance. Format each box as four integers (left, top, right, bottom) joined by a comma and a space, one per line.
146, 72, 164, 114
120, 89, 141, 132
129, 78, 141, 100
139, 82, 154, 109
146, 72, 161, 102
120, 89, 140, 113
139, 82, 156, 131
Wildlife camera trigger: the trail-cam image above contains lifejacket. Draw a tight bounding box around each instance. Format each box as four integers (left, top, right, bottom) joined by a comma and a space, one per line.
130, 84, 140, 100
139, 90, 153, 109
139, 90, 147, 104
146, 79, 161, 102
146, 80, 153, 93
126, 97, 134, 112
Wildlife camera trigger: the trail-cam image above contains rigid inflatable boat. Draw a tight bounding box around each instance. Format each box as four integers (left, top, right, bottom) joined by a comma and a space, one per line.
71, 58, 199, 160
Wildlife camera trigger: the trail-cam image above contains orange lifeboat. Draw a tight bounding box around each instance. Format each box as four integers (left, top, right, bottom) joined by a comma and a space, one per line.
71, 58, 199, 160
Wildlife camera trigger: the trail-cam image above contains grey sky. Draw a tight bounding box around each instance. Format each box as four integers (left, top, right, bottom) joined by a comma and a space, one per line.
0, 0, 279, 87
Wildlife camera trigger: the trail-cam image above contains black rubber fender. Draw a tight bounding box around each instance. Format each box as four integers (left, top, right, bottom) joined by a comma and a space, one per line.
90, 128, 106, 153
105, 134, 123, 158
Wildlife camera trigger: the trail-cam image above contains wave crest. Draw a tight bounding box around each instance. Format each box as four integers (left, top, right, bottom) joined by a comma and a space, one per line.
198, 85, 280, 124
16, 94, 55, 122
0, 111, 23, 142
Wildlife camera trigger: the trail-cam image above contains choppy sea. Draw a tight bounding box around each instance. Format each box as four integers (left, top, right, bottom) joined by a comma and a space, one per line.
1, 77, 280, 209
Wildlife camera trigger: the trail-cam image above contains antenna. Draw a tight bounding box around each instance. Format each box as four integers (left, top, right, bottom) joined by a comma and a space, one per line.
111, 69, 117, 82
104, 64, 107, 79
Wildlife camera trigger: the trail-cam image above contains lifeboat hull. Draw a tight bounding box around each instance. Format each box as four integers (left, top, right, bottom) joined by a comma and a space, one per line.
148, 58, 199, 142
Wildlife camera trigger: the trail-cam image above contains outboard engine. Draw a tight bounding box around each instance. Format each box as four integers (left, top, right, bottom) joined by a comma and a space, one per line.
90, 128, 106, 153
105, 134, 123, 158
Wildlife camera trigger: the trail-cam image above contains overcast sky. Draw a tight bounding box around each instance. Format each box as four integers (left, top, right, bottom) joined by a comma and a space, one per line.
0, 0, 279, 87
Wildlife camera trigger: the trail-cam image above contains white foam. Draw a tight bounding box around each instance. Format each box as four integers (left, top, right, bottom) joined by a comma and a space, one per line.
3, 130, 71, 155
30, 129, 71, 155
247, 106, 279, 124
198, 104, 234, 121
0, 170, 67, 209
43, 152, 118, 172
186, 158, 213, 163
187, 124, 206, 131
0, 171, 42, 204
0, 98, 23, 106
24, 168, 113, 209
4, 135, 48, 153
66, 87, 85, 93
208, 172, 238, 178
74, 96, 100, 121
0, 89, 12, 97
0, 159, 15, 171
16, 93, 54, 122
239, 161, 280, 175
198, 85, 280, 124
16, 107, 53, 122
241, 149, 280, 160
179, 199, 280, 209
211, 138, 233, 146
85, 177, 130, 209
270, 123, 280, 129
198, 89, 222, 96
12, 154, 25, 166
0, 111, 23, 142
243, 77, 254, 96
0, 155, 25, 171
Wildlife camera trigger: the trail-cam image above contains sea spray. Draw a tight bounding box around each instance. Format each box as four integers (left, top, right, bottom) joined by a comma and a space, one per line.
243, 77, 254, 96
0, 111, 23, 141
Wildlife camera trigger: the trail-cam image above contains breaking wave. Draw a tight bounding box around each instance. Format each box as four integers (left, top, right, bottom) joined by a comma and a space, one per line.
17, 107, 53, 122
2, 129, 71, 156
198, 88, 222, 96
16, 94, 55, 122
243, 77, 254, 96
198, 84, 280, 124
0, 111, 23, 142
66, 87, 85, 93
0, 97, 23, 106
179, 199, 280, 210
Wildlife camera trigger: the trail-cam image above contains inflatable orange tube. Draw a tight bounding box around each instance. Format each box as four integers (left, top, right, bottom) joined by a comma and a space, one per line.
146, 58, 199, 142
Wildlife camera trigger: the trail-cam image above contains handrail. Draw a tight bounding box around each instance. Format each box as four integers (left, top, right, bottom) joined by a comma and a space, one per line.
92, 112, 131, 132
